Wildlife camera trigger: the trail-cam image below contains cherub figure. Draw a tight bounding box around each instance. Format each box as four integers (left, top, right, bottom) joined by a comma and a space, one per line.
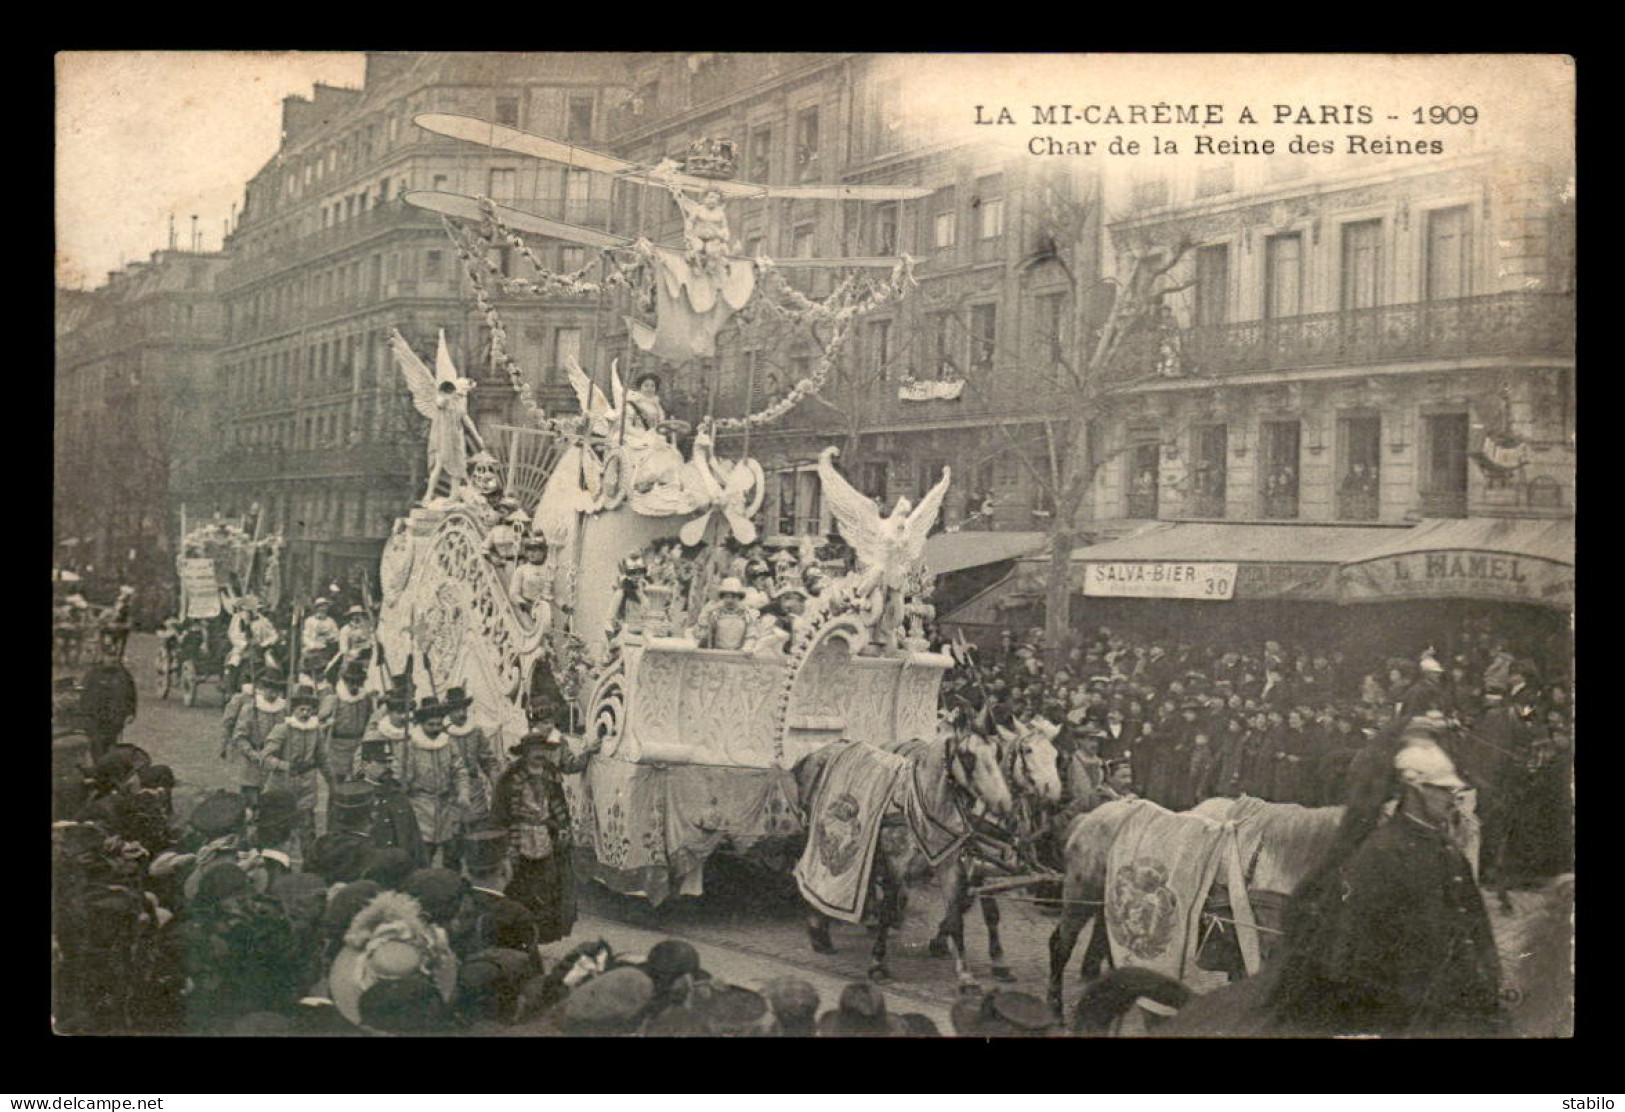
671, 186, 733, 262
389, 329, 486, 502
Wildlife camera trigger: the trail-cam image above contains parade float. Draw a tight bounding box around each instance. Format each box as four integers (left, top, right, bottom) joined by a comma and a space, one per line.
374, 116, 949, 901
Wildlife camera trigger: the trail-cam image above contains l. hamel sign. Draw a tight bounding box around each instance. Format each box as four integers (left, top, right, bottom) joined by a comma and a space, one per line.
1083, 561, 1238, 600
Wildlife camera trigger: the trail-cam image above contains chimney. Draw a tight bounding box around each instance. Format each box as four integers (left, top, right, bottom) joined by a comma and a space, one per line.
190, 214, 199, 251
167, 213, 177, 250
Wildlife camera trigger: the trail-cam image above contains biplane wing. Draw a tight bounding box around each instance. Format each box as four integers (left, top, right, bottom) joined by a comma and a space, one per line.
415, 113, 933, 202
404, 190, 909, 269
404, 190, 632, 250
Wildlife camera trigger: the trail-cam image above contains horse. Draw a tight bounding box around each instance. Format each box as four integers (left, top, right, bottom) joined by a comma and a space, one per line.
796, 709, 1014, 988
1044, 795, 1343, 1014
923, 710, 1064, 985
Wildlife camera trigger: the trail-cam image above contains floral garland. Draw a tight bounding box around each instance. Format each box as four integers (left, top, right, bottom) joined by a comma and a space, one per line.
439, 204, 917, 436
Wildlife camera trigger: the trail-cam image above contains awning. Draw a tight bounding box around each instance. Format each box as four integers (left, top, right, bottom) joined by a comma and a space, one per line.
1008, 521, 1405, 601
923, 530, 1048, 576
1339, 518, 1574, 609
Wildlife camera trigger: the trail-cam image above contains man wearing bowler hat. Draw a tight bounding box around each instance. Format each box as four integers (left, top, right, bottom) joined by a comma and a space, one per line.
491, 727, 599, 943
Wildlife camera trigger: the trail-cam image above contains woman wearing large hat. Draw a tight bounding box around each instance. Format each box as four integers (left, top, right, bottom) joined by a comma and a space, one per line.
490, 727, 600, 944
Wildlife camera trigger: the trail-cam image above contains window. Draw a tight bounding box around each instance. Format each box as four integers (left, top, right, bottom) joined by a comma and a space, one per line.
929, 188, 957, 251
974, 176, 1005, 239
1128, 441, 1160, 519
868, 318, 893, 378
927, 311, 958, 379
795, 107, 820, 180
1425, 206, 1472, 301
566, 97, 594, 141
1191, 425, 1228, 518
744, 235, 765, 260
1422, 413, 1470, 517
1340, 219, 1384, 310
869, 78, 903, 155
860, 461, 888, 503
432, 174, 449, 192
791, 222, 815, 259
553, 328, 582, 379
1336, 415, 1382, 520
873, 203, 898, 255
377, 178, 391, 205
970, 303, 997, 374
494, 95, 520, 128
1264, 233, 1303, 320
1194, 244, 1230, 326
1261, 420, 1301, 519
749, 127, 773, 183
424, 250, 443, 280
488, 168, 517, 201
563, 168, 593, 222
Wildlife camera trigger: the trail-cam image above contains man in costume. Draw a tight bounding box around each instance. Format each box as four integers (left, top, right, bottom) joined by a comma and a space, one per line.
444, 686, 498, 865
231, 667, 288, 812
491, 728, 598, 943
399, 697, 472, 869
263, 684, 328, 859
321, 659, 375, 793
226, 596, 280, 687
692, 577, 758, 651
336, 605, 375, 670
1268, 724, 1503, 1036
219, 667, 256, 762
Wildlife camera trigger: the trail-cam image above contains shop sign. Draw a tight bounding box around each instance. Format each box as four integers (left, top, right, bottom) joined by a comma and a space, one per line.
1083, 561, 1238, 600
179, 558, 222, 618
1340, 551, 1573, 609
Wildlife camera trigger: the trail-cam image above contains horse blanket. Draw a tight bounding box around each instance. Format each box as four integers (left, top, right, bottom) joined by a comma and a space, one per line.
881, 738, 967, 868
1105, 805, 1246, 986
794, 742, 908, 923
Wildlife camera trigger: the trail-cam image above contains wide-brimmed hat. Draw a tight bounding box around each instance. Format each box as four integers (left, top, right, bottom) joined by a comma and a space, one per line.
464, 827, 508, 873
1395, 741, 1468, 791
560, 967, 654, 1034
950, 989, 1054, 1037
413, 697, 448, 724
345, 605, 367, 618
716, 577, 746, 598
510, 729, 564, 756
189, 790, 248, 838
290, 684, 320, 709
340, 658, 369, 681
403, 867, 468, 925
442, 686, 474, 711
313, 597, 331, 609
815, 982, 907, 1037
773, 583, 807, 601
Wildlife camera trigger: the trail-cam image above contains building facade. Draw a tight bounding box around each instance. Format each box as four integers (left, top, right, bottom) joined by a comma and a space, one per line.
55, 248, 230, 622
200, 52, 630, 597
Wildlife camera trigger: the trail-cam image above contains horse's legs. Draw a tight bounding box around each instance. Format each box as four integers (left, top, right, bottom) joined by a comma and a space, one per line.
1080, 906, 1112, 980
981, 896, 1015, 982
806, 907, 835, 954
938, 859, 979, 994
868, 851, 899, 983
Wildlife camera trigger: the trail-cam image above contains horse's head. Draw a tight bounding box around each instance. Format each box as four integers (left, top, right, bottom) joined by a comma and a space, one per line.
938, 714, 1014, 820
1012, 716, 1064, 807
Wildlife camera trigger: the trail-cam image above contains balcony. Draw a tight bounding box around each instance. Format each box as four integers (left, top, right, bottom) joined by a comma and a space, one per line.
1260, 492, 1300, 520
1419, 490, 1469, 519
1336, 491, 1381, 522
1190, 491, 1227, 518
221, 201, 445, 291
1106, 292, 1574, 382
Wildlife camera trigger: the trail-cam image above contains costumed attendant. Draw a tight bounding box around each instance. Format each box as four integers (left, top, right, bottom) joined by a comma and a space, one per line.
509, 537, 553, 629
231, 667, 288, 812
263, 684, 328, 861
336, 605, 374, 670
400, 697, 472, 869
299, 598, 340, 683
485, 498, 524, 566
220, 667, 256, 762
321, 659, 374, 795
444, 686, 497, 871
691, 578, 758, 651
491, 728, 599, 944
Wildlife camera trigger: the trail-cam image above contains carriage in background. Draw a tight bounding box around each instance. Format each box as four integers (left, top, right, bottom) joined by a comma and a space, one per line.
156, 518, 285, 707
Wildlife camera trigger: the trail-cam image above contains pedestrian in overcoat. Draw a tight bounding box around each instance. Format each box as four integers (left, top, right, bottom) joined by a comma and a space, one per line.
490, 729, 597, 944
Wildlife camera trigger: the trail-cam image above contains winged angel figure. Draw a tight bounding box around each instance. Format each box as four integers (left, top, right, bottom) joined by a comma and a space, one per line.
389, 329, 486, 503
816, 446, 950, 644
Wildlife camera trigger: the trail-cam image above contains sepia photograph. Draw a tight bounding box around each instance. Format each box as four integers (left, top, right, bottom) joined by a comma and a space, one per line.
52, 51, 1574, 1041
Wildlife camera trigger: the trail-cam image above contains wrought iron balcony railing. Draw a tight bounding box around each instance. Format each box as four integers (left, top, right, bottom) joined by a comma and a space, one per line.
1106, 292, 1573, 382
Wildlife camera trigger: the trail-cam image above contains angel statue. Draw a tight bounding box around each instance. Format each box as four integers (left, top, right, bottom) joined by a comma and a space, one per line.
816, 446, 951, 650
670, 185, 733, 263
389, 328, 486, 503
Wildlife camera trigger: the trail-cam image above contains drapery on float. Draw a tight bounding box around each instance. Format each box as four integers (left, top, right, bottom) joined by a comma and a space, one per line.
375, 114, 943, 902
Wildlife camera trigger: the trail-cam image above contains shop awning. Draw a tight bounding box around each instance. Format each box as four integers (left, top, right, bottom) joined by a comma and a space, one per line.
1339, 517, 1574, 609
1011, 521, 1408, 601
923, 530, 1048, 576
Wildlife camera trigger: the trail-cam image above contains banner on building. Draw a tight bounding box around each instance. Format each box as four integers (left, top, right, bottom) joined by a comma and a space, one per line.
1083, 561, 1238, 600
179, 558, 222, 619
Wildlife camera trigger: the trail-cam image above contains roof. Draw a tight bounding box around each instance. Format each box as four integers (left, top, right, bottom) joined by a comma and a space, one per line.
1342, 517, 1574, 568
924, 531, 1048, 576
1062, 521, 1407, 565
